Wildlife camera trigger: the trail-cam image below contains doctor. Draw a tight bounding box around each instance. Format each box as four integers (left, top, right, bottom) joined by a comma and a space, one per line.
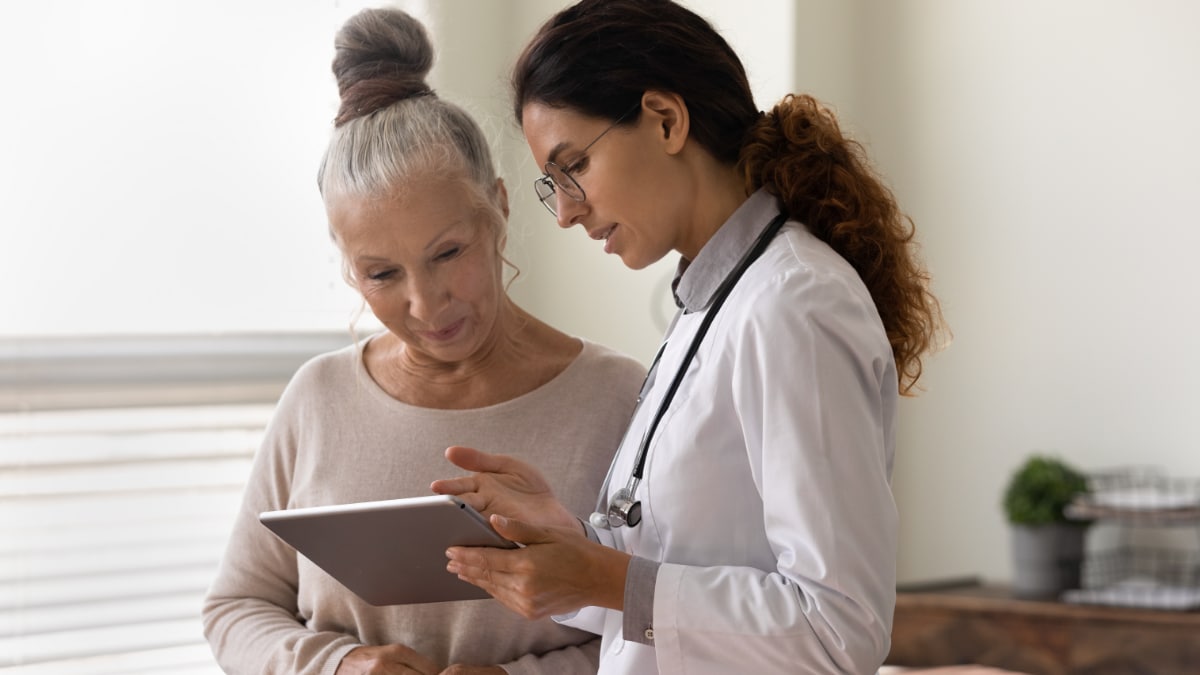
432, 1, 944, 672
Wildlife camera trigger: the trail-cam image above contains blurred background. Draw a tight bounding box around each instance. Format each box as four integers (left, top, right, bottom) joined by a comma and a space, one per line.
2, 0, 1198, 672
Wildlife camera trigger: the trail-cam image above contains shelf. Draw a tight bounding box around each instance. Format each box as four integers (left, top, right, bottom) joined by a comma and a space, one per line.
889, 580, 1200, 675
1066, 500, 1200, 525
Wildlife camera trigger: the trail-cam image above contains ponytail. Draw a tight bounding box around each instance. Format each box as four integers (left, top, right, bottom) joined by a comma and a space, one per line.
739, 94, 945, 394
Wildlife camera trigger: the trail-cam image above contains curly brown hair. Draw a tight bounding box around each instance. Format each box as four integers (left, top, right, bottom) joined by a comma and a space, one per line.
740, 95, 943, 393
514, 0, 944, 393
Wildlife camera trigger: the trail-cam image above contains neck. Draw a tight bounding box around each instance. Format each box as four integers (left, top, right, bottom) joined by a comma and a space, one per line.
676, 161, 749, 261
372, 299, 544, 408
406, 298, 529, 380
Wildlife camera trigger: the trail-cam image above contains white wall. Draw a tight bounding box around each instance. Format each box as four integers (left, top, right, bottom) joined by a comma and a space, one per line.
850, 1, 1200, 583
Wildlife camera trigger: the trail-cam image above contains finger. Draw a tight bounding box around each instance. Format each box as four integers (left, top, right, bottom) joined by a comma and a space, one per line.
442, 445, 518, 474
445, 543, 500, 571
488, 514, 555, 546
445, 546, 501, 593
355, 644, 439, 675
428, 474, 476, 497
393, 649, 439, 675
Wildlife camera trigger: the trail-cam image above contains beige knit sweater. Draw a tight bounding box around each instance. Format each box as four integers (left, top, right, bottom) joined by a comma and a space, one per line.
203, 338, 645, 675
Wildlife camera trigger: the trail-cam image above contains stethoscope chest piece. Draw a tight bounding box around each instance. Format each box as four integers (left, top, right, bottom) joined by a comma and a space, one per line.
589, 478, 642, 529
609, 484, 642, 527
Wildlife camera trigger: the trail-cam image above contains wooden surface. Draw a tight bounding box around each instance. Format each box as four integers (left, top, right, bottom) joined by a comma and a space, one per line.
887, 581, 1200, 675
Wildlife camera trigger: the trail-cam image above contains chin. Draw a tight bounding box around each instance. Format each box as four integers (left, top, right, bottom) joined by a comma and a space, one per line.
619, 250, 663, 271
416, 334, 478, 364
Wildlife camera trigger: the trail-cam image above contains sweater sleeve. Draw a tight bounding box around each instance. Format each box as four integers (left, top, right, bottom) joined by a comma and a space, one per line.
201, 382, 362, 675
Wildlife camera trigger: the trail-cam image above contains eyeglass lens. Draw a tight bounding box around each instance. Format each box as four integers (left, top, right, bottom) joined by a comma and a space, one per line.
536, 166, 585, 216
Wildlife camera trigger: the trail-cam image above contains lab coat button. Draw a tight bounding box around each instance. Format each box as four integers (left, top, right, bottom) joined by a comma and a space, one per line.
644, 628, 655, 641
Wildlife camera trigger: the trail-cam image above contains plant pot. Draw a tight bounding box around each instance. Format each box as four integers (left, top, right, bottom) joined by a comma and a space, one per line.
1010, 523, 1087, 599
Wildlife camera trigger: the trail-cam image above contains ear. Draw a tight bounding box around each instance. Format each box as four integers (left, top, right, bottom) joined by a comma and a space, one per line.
494, 177, 510, 219
640, 90, 689, 155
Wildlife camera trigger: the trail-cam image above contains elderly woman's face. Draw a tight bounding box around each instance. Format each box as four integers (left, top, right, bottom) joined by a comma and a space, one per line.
328, 178, 505, 365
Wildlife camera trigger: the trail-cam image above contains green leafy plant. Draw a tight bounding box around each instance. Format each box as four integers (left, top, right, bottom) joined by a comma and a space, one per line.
1003, 455, 1090, 525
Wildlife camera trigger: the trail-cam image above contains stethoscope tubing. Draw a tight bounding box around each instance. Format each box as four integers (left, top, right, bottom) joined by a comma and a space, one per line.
590, 211, 790, 529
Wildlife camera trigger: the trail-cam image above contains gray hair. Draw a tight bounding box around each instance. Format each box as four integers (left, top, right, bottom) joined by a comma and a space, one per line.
318, 96, 500, 204
317, 8, 504, 224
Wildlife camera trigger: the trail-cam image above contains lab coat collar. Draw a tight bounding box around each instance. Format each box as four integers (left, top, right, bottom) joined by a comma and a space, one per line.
672, 188, 785, 313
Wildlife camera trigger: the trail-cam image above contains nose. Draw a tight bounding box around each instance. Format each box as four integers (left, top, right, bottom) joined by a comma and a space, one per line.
407, 272, 447, 324
555, 193, 587, 230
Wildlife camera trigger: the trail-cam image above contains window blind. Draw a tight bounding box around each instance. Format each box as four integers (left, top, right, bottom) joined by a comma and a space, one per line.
0, 333, 351, 673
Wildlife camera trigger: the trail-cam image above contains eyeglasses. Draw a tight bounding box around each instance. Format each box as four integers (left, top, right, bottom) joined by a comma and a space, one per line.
533, 103, 640, 217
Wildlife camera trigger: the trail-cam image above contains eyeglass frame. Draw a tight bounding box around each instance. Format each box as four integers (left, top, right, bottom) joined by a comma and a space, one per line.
532, 102, 641, 217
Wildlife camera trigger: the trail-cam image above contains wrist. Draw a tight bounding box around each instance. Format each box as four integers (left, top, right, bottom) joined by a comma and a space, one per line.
592, 545, 632, 611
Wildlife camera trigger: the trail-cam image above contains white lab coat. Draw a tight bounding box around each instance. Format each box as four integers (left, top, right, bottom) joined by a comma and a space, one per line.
561, 191, 899, 674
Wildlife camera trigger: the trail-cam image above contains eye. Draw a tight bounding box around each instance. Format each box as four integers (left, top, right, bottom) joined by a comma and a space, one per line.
564, 155, 589, 176
434, 246, 462, 262
366, 269, 397, 282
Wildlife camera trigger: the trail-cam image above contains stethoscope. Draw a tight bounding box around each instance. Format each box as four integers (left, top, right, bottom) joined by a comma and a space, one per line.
589, 211, 790, 529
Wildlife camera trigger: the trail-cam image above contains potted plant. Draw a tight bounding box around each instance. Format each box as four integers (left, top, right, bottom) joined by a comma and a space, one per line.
1002, 454, 1091, 598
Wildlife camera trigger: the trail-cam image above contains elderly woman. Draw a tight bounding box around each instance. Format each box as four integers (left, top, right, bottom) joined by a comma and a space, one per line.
201, 8, 644, 675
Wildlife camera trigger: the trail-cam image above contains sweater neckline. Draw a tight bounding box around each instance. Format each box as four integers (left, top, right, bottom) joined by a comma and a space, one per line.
352, 333, 594, 415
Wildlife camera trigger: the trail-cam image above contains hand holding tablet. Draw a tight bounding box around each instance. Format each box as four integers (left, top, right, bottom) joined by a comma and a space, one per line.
260, 495, 516, 605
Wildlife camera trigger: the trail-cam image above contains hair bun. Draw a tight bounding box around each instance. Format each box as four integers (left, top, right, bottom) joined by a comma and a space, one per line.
332, 8, 435, 126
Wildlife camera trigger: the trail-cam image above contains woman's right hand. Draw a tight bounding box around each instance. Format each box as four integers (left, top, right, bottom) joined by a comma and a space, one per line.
431, 446, 580, 532
335, 644, 440, 675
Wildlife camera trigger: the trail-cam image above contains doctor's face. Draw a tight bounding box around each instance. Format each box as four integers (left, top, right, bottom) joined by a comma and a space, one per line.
327, 178, 507, 366
522, 102, 686, 270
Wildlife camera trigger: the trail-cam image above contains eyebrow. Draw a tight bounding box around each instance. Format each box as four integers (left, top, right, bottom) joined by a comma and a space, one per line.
424, 219, 471, 251
544, 102, 639, 168
545, 141, 572, 167
354, 254, 391, 264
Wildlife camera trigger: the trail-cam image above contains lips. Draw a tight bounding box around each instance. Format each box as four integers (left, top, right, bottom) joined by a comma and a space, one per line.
588, 224, 617, 254
419, 318, 465, 343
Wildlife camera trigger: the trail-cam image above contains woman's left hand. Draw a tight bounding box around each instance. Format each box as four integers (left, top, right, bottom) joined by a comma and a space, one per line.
445, 515, 631, 620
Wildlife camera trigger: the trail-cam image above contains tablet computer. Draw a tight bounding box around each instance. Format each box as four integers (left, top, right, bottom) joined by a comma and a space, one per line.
259, 494, 517, 605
